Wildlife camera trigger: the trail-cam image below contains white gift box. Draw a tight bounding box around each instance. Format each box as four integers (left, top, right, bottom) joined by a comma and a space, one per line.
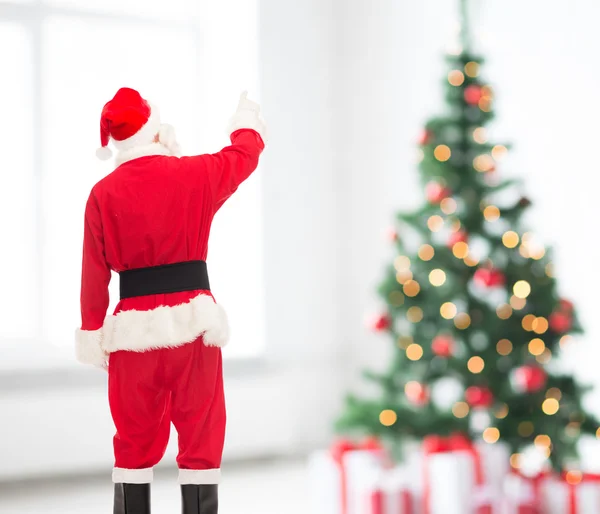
422, 436, 508, 514
540, 475, 600, 514
501, 472, 540, 514
308, 445, 388, 514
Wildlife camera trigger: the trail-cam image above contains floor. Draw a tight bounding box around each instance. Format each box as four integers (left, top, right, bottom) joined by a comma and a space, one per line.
0, 459, 309, 514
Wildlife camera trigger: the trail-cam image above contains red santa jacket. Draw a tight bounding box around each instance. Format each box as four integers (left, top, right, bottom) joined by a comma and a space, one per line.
75, 128, 264, 367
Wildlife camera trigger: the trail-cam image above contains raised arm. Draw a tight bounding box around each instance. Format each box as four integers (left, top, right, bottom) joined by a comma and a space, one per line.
75, 189, 111, 369
186, 92, 267, 212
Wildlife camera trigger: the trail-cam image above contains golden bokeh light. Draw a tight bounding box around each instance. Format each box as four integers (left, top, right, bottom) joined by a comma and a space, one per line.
481, 85, 494, 97
502, 231, 520, 248
483, 427, 500, 444
519, 245, 531, 258
449, 219, 462, 232
464, 254, 480, 267
496, 339, 513, 356
491, 145, 508, 160
418, 244, 435, 261
427, 215, 444, 232
429, 269, 447, 287
452, 242, 469, 259
510, 296, 527, 310
560, 335, 573, 348
448, 70, 465, 86
530, 247, 546, 260
464, 61, 480, 78
379, 409, 398, 426
468, 356, 485, 374
396, 270, 413, 285
483, 205, 500, 222
522, 314, 536, 331
532, 317, 549, 334
510, 453, 521, 469
479, 96, 492, 112
394, 256, 411, 272
403, 280, 421, 297
406, 343, 424, 361
452, 401, 470, 418
546, 388, 562, 400
546, 263, 554, 277
495, 404, 509, 419
542, 398, 560, 415
528, 338, 546, 356
496, 304, 513, 320
434, 144, 452, 162
407, 306, 424, 323
534, 435, 552, 449
596, 427, 600, 439
454, 312, 471, 330
473, 127, 487, 144
473, 154, 495, 172
536, 349, 552, 364
513, 280, 531, 299
518, 421, 534, 437
440, 302, 458, 319
565, 470, 583, 486
398, 336, 413, 349
389, 291, 405, 306
440, 197, 457, 215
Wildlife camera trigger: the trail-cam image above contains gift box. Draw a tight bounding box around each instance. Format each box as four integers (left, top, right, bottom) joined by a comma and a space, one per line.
308, 438, 388, 514
501, 470, 545, 514
540, 473, 600, 514
367, 467, 417, 514
422, 433, 508, 514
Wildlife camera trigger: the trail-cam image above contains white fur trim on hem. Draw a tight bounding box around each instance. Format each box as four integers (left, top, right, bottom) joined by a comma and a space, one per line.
75, 328, 108, 369
113, 467, 154, 484
115, 142, 174, 166
101, 294, 230, 353
178, 468, 221, 485
228, 110, 267, 144
112, 103, 161, 152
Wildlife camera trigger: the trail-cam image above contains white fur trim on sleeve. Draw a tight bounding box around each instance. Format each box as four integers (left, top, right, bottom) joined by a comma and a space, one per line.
75, 328, 108, 368
227, 110, 267, 143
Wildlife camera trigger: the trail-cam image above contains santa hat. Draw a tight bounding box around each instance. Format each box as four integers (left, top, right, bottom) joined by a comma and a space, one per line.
96, 87, 162, 160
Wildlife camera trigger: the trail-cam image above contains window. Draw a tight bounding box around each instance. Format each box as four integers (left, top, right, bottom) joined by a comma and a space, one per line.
1, 0, 264, 364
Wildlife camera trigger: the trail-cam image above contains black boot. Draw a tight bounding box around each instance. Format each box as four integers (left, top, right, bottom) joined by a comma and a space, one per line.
181, 484, 218, 514
113, 483, 151, 514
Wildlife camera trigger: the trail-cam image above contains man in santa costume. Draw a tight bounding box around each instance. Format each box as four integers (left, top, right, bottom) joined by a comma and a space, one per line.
75, 87, 266, 514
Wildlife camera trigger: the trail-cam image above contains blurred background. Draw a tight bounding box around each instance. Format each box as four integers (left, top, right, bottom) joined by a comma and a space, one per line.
1, 0, 600, 512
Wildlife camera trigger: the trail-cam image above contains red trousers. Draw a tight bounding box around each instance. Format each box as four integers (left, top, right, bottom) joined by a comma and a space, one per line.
108, 337, 225, 484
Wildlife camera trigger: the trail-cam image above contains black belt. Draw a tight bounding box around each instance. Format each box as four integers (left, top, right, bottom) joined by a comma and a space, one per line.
119, 260, 210, 299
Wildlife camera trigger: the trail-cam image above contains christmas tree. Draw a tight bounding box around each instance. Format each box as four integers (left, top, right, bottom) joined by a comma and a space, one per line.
336, 0, 598, 472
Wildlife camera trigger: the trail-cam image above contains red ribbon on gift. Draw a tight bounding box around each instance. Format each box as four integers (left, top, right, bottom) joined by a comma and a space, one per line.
422, 433, 487, 514
331, 437, 383, 514
370, 488, 413, 514
561, 472, 600, 514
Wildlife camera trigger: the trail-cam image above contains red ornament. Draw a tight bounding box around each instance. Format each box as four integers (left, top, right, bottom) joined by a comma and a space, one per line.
549, 311, 572, 333
448, 230, 468, 248
513, 365, 547, 393
405, 382, 430, 406
432, 335, 455, 358
473, 267, 505, 288
426, 181, 451, 204
465, 386, 494, 408
387, 227, 399, 242
370, 314, 392, 332
464, 85, 483, 105
559, 299, 574, 313
418, 129, 432, 146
